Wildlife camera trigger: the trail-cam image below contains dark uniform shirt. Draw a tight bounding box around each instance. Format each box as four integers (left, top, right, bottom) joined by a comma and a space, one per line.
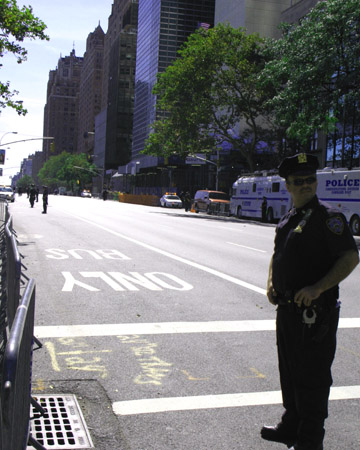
272, 195, 357, 300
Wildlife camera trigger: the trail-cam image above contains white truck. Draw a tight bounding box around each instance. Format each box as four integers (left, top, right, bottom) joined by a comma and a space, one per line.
230, 168, 360, 235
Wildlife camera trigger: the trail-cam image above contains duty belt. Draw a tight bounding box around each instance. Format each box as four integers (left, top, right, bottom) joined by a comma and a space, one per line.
276, 291, 294, 306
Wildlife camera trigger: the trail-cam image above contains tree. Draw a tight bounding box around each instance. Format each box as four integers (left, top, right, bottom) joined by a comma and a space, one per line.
16, 173, 33, 190
144, 23, 277, 172
38, 152, 96, 191
262, 0, 360, 149
0, 0, 49, 114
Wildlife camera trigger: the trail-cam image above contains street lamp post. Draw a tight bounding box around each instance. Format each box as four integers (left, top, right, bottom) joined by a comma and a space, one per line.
0, 131, 18, 145
189, 152, 220, 190
0, 136, 54, 147
73, 165, 105, 196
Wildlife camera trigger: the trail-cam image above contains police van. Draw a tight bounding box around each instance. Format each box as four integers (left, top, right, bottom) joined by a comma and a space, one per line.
230, 168, 360, 235
230, 171, 291, 223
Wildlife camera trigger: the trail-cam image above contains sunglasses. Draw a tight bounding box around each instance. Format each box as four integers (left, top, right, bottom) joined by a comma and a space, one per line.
288, 176, 317, 186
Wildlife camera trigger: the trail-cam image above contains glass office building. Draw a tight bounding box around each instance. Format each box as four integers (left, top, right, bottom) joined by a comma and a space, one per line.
132, 0, 215, 161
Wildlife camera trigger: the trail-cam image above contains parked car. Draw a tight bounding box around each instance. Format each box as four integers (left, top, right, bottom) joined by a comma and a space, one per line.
58, 187, 67, 195
81, 189, 92, 198
160, 193, 183, 208
193, 190, 230, 215
0, 186, 15, 202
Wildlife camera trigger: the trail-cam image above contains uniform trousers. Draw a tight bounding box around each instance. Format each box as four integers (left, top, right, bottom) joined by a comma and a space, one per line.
276, 302, 339, 445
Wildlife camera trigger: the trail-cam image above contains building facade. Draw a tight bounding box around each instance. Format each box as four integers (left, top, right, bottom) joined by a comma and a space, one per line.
42, 50, 84, 160
93, 0, 139, 176
215, 0, 292, 38
132, 0, 216, 164
281, 0, 319, 24
77, 25, 105, 156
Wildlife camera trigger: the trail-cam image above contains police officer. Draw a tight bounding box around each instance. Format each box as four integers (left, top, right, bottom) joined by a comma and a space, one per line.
29, 184, 36, 207
42, 185, 48, 214
261, 153, 359, 450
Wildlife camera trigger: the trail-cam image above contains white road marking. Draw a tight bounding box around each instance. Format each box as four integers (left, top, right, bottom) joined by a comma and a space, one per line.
34, 318, 360, 338
62, 211, 267, 296
17, 233, 43, 239
227, 242, 267, 253
112, 385, 360, 415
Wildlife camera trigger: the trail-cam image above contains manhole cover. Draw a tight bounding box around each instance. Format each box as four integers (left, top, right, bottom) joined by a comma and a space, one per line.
27, 394, 94, 449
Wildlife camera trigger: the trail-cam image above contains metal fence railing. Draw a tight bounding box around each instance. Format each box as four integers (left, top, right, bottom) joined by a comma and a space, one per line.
2, 279, 36, 449
0, 199, 45, 450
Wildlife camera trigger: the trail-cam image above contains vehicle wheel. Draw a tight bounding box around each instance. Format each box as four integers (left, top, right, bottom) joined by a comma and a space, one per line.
350, 214, 360, 235
207, 205, 212, 215
267, 207, 274, 223
237, 207, 242, 219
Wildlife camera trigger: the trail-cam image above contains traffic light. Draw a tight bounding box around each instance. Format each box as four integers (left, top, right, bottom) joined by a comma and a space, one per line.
0, 149, 5, 164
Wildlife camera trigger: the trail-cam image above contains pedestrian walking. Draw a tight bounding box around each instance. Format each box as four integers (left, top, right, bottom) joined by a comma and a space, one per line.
261, 153, 359, 450
42, 185, 48, 214
102, 188, 108, 201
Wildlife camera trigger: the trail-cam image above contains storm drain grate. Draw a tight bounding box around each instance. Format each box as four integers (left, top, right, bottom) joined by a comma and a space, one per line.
27, 394, 94, 449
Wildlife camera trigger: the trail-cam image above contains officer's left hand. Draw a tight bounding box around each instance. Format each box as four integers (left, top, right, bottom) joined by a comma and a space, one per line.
294, 285, 322, 307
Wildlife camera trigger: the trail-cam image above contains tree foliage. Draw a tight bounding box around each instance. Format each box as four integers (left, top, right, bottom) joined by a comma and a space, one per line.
16, 173, 33, 189
0, 0, 49, 114
262, 0, 360, 145
144, 23, 276, 172
38, 152, 96, 191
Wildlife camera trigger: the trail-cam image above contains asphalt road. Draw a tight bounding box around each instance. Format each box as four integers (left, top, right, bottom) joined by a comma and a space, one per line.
8, 194, 360, 450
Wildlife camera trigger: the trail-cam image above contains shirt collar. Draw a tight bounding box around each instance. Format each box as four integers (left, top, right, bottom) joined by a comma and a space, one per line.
292, 195, 319, 215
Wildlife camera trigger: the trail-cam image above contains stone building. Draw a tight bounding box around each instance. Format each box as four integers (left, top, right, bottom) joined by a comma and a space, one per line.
77, 25, 105, 156
43, 50, 83, 160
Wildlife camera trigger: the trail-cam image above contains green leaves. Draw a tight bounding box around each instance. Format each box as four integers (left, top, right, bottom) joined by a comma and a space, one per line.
0, 0, 49, 114
144, 0, 360, 167
262, 0, 360, 144
38, 152, 95, 190
145, 23, 273, 172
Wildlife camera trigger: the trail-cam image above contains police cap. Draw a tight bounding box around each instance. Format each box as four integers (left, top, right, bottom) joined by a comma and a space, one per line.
278, 153, 319, 179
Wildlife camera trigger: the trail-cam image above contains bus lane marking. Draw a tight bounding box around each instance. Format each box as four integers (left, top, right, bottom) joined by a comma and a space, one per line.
46, 248, 131, 260
61, 271, 193, 292
61, 211, 267, 296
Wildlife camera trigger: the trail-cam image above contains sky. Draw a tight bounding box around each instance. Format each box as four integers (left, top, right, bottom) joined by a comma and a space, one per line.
0, 0, 114, 180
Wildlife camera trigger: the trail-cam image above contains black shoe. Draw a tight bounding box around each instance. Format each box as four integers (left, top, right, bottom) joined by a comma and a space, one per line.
261, 425, 296, 446
289, 443, 323, 450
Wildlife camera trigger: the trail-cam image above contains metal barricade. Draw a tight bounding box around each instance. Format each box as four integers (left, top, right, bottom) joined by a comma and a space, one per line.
4, 220, 21, 329
1, 278, 36, 450
0, 200, 8, 389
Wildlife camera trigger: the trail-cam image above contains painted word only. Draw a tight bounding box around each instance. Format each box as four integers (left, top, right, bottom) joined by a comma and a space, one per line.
62, 271, 193, 292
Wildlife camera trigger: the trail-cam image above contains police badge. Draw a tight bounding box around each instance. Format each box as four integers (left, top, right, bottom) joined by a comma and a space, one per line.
326, 216, 344, 235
